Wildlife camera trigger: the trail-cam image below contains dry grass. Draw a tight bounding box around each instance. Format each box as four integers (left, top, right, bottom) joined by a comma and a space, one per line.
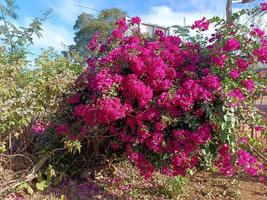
3, 159, 266, 200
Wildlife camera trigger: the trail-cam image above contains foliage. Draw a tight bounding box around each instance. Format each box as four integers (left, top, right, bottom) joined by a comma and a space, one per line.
0, 48, 83, 140
161, 176, 188, 199
0, 0, 84, 152
0, 0, 51, 59
55, 5, 266, 183
72, 8, 126, 58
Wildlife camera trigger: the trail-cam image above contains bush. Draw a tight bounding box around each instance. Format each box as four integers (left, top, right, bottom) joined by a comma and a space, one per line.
54, 5, 266, 182
0, 0, 85, 154
0, 48, 84, 146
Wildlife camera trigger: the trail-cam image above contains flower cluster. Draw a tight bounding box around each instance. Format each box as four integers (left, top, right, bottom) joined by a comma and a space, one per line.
56, 11, 266, 180
236, 149, 265, 177
216, 144, 236, 176
217, 145, 266, 180
32, 120, 46, 134
224, 38, 240, 52
260, 2, 267, 11
191, 17, 210, 31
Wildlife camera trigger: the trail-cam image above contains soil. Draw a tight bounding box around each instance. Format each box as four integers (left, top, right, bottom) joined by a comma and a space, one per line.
9, 159, 266, 200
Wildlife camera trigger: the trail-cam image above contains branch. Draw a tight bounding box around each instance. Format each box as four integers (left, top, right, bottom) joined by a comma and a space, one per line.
0, 147, 66, 194
248, 144, 267, 165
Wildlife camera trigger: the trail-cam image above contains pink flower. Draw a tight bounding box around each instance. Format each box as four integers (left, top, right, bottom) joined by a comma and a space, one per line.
88, 33, 99, 51
237, 149, 264, 177
242, 79, 254, 92
260, 2, 267, 11
211, 54, 228, 67
74, 104, 90, 117
201, 68, 210, 75
53, 15, 267, 180
250, 27, 265, 38
115, 17, 128, 31
122, 74, 153, 108
238, 137, 248, 144
89, 69, 122, 93
131, 16, 141, 25
112, 29, 123, 39
67, 93, 81, 104
253, 47, 267, 63
229, 69, 240, 79
32, 120, 46, 134
127, 150, 154, 179
56, 124, 69, 135
236, 58, 248, 71
228, 88, 245, 101
224, 38, 240, 52
254, 125, 264, 132
96, 98, 128, 123
110, 142, 120, 150
216, 144, 236, 176
201, 75, 221, 91
145, 132, 164, 153
5, 192, 25, 200
191, 17, 210, 31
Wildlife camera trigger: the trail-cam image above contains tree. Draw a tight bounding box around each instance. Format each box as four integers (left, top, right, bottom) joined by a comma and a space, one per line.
73, 8, 126, 59
0, 0, 51, 61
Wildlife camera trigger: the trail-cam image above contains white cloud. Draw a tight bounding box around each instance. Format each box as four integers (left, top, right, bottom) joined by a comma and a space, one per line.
50, 0, 98, 24
140, 5, 223, 28
32, 22, 73, 50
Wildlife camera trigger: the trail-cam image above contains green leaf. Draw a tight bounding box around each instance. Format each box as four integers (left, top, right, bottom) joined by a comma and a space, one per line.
26, 185, 34, 195
36, 180, 47, 191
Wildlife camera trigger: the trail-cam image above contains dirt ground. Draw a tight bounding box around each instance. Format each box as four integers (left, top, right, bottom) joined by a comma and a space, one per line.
7, 160, 265, 200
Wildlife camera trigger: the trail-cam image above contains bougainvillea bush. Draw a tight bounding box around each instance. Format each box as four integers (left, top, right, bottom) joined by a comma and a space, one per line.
55, 5, 267, 181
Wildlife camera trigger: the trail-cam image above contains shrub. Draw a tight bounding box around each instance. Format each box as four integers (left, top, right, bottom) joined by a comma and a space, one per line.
55, 7, 266, 181
0, 47, 84, 153
0, 0, 85, 153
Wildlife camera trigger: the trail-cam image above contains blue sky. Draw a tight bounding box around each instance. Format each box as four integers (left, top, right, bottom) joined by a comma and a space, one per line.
8, 0, 266, 54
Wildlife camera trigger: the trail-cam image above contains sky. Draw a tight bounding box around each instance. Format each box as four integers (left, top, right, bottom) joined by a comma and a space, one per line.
6, 0, 266, 54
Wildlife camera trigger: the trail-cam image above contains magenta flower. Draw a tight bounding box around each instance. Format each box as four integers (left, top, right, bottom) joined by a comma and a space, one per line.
115, 17, 128, 31
32, 120, 46, 134
88, 33, 99, 51
228, 88, 245, 101
191, 17, 210, 31
237, 149, 264, 177
216, 144, 236, 176
229, 69, 240, 79
67, 93, 81, 104
96, 98, 128, 123
131, 16, 141, 25
254, 125, 264, 132
250, 27, 265, 38
260, 2, 267, 11
56, 124, 69, 135
236, 58, 248, 71
224, 38, 240, 52
211, 54, 228, 67
112, 29, 123, 39
238, 137, 248, 144
253, 47, 267, 63
242, 79, 254, 92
